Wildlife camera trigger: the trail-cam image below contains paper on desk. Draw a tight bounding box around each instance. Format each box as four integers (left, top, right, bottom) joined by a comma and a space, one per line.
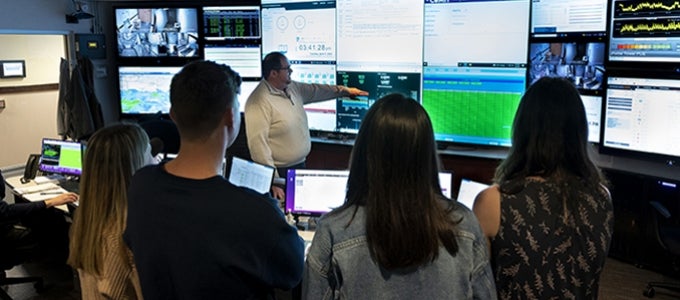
14, 183, 61, 195
20, 188, 70, 213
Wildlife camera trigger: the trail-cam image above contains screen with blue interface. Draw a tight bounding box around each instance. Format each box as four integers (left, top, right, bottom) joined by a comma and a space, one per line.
118, 66, 181, 115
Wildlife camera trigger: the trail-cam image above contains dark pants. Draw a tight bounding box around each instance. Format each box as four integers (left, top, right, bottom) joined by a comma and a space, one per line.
276, 162, 306, 183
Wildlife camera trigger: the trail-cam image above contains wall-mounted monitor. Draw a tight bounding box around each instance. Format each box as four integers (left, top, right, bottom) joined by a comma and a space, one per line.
118, 66, 181, 116
203, 6, 261, 40
204, 43, 262, 78
336, 71, 421, 133
608, 0, 680, 64
114, 7, 199, 58
423, 0, 531, 147
531, 0, 608, 38
602, 75, 680, 163
261, 1, 336, 61
529, 42, 605, 91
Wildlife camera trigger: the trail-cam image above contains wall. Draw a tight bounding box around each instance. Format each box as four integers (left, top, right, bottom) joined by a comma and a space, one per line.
0, 0, 91, 169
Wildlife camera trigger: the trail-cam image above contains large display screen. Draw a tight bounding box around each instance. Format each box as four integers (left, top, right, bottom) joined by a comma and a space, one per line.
602, 76, 680, 161
608, 0, 680, 63
115, 7, 199, 58
423, 0, 530, 147
531, 0, 608, 38
118, 66, 181, 115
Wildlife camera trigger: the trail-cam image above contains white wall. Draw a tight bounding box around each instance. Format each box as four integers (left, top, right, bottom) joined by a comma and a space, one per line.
0, 0, 91, 169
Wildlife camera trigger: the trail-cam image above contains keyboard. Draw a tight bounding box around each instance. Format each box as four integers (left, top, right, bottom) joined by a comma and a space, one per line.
59, 180, 80, 193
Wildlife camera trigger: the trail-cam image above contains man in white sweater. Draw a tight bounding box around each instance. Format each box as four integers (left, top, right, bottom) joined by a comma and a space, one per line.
245, 52, 367, 200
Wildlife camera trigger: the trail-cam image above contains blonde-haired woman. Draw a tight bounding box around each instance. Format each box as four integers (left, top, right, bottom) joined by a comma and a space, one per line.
68, 123, 154, 299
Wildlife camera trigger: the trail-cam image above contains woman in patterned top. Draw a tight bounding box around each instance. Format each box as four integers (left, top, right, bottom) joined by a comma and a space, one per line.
473, 77, 614, 299
68, 123, 155, 299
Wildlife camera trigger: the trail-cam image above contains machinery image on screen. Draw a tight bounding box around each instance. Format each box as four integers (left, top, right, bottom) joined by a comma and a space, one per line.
608, 0, 680, 63
602, 76, 680, 161
38, 139, 84, 177
118, 66, 181, 115
115, 7, 199, 58
529, 42, 605, 91
335, 71, 421, 133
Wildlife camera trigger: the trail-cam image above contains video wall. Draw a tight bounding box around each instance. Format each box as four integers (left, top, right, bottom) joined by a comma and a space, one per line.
112, 0, 680, 165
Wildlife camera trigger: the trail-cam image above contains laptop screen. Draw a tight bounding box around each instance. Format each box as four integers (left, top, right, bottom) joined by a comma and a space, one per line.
38, 138, 84, 177
286, 169, 455, 216
456, 178, 490, 210
227, 156, 275, 194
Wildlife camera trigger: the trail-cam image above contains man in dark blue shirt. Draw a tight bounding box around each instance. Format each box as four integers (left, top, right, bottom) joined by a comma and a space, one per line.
124, 61, 304, 299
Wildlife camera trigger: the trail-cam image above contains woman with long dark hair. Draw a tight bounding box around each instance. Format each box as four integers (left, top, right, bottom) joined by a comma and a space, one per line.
474, 77, 614, 299
303, 93, 495, 299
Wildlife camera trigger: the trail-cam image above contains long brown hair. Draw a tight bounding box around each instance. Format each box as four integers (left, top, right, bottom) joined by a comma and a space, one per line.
337, 93, 460, 270
68, 123, 149, 275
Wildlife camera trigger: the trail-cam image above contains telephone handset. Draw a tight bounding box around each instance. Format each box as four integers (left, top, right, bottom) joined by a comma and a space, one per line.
21, 154, 41, 184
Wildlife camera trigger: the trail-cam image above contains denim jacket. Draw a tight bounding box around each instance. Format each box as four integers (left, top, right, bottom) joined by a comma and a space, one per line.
302, 200, 497, 299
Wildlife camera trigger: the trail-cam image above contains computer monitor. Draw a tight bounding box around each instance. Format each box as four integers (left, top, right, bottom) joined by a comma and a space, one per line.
601, 75, 680, 163
114, 7, 199, 58
118, 66, 181, 116
285, 169, 454, 216
38, 138, 84, 177
608, 0, 680, 64
530, 0, 607, 38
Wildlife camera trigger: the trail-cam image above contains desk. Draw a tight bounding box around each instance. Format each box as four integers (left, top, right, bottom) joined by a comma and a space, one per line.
4, 175, 74, 214
3, 176, 73, 265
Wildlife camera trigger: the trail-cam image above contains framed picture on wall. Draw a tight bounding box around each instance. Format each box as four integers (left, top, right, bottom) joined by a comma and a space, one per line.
0, 60, 26, 78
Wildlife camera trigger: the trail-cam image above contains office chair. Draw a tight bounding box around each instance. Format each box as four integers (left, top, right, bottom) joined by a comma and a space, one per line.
0, 222, 44, 300
643, 201, 680, 298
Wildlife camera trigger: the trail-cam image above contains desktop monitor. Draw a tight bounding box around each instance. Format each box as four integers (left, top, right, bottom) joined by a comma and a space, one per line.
114, 7, 199, 58
601, 75, 680, 164
38, 138, 84, 177
285, 169, 454, 216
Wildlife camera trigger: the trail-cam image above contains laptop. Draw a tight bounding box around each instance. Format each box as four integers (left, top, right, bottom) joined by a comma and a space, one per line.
285, 169, 455, 216
456, 178, 490, 210
227, 156, 275, 194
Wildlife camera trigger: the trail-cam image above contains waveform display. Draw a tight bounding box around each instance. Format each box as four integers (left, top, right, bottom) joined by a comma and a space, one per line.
613, 18, 680, 37
615, 0, 680, 17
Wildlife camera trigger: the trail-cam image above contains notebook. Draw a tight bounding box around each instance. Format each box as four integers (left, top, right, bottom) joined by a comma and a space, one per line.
285, 169, 455, 216
227, 156, 275, 194
456, 178, 490, 210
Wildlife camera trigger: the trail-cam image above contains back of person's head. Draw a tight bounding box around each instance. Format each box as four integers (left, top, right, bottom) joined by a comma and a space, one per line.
170, 60, 241, 141
343, 93, 459, 270
496, 77, 603, 186
68, 123, 150, 275
262, 51, 286, 79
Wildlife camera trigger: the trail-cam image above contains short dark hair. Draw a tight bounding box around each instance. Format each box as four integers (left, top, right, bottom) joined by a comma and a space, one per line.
170, 60, 241, 140
262, 52, 286, 79
339, 93, 460, 270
